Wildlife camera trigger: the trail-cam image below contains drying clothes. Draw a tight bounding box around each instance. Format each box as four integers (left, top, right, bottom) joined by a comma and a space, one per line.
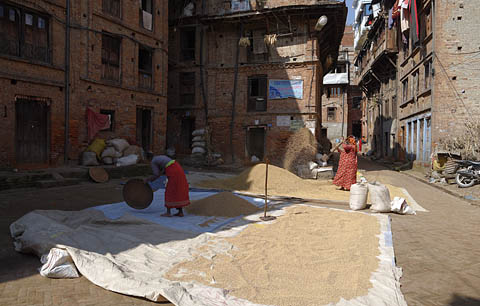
392, 0, 401, 19
86, 107, 110, 141
400, 4, 410, 33
410, 0, 420, 45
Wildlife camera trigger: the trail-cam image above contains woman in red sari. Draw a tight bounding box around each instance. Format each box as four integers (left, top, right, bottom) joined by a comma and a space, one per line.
333, 136, 358, 191
146, 155, 190, 217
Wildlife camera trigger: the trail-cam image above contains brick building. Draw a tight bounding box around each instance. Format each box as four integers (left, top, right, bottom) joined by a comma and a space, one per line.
0, 0, 168, 168
354, 0, 480, 163
321, 25, 362, 142
167, 0, 346, 165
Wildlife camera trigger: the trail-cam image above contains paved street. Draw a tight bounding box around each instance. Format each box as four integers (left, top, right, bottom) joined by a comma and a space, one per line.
1, 160, 480, 305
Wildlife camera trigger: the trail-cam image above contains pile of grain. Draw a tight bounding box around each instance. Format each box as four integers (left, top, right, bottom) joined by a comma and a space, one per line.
187, 192, 260, 218
195, 165, 408, 204
282, 128, 318, 173
166, 206, 381, 305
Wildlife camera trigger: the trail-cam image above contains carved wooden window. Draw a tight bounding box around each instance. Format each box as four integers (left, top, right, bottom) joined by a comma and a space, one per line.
101, 33, 121, 82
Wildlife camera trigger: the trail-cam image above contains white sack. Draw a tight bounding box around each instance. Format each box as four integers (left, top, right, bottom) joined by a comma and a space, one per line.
192, 129, 205, 136
391, 197, 416, 215
368, 182, 391, 213
192, 147, 206, 154
81, 151, 99, 166
102, 156, 114, 165
308, 161, 318, 171
39, 248, 80, 278
107, 138, 130, 153
191, 141, 206, 148
116, 154, 138, 167
349, 183, 368, 211
192, 136, 204, 142
101, 146, 121, 158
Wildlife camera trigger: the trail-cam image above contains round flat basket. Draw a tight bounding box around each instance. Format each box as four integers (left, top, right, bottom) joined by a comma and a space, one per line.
123, 179, 153, 209
89, 167, 109, 183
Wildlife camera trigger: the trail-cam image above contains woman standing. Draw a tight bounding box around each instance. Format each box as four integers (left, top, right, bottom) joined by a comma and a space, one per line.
146, 155, 190, 217
333, 136, 358, 191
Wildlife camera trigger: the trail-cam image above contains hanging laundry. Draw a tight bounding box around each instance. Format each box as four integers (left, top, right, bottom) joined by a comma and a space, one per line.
392, 0, 401, 19
388, 8, 394, 29
86, 107, 110, 141
400, 0, 410, 33
409, 0, 420, 45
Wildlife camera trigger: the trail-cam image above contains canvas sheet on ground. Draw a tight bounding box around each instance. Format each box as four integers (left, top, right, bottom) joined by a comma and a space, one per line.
10, 202, 407, 306
93, 189, 272, 233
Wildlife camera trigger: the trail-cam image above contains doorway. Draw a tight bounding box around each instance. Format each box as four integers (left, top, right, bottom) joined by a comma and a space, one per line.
136, 107, 152, 153
15, 98, 49, 165
247, 127, 265, 160
179, 117, 195, 154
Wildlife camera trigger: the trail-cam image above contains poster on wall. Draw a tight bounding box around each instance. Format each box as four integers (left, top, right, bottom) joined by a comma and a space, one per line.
276, 115, 291, 127
268, 79, 303, 99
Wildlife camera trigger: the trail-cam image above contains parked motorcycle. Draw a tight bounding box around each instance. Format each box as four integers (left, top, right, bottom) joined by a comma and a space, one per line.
455, 160, 480, 188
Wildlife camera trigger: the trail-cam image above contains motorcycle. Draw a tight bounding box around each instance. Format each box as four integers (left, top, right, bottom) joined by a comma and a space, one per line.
455, 160, 480, 188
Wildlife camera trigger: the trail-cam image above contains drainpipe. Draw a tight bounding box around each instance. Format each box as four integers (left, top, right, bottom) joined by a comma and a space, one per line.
64, 0, 71, 164
230, 23, 242, 163
430, 0, 435, 157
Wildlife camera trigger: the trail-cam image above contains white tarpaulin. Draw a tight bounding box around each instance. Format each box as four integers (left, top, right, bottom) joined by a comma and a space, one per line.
10, 193, 407, 306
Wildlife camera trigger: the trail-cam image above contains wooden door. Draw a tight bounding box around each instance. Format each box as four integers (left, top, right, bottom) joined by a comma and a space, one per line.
15, 99, 48, 164
136, 107, 152, 153
247, 127, 265, 160
179, 118, 195, 154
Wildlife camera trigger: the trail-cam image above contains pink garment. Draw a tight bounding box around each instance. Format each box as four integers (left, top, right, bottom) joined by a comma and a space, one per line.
86, 107, 110, 140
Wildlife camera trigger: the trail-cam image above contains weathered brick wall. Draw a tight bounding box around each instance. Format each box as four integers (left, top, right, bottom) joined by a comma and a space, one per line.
0, 0, 66, 168
0, 0, 169, 168
432, 0, 480, 144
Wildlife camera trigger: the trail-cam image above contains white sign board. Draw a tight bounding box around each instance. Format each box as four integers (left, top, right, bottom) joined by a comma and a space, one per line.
276, 115, 291, 127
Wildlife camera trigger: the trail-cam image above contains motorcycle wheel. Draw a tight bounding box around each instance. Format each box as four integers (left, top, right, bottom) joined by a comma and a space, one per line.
455, 172, 475, 188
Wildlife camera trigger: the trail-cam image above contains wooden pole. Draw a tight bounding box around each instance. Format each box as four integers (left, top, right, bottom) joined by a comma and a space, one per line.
264, 158, 269, 218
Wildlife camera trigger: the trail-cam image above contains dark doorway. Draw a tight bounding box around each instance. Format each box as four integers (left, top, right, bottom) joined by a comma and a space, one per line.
15, 98, 49, 165
179, 117, 195, 154
136, 107, 152, 153
247, 127, 265, 160
352, 122, 361, 138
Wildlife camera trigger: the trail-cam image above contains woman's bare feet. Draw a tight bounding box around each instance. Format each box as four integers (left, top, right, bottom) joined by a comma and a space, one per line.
173, 211, 184, 217
161, 212, 172, 217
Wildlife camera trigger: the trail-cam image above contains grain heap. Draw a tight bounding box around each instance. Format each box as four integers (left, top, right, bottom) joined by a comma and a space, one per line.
282, 128, 318, 174
195, 164, 408, 203
187, 192, 260, 218
166, 206, 381, 305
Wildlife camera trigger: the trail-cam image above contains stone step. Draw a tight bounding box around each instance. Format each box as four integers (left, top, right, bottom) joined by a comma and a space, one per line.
36, 178, 82, 189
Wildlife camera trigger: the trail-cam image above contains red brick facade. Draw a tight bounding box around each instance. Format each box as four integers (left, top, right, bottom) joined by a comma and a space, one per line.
0, 0, 168, 168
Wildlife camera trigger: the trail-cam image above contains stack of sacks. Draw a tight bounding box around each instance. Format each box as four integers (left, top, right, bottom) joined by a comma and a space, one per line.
191, 129, 206, 156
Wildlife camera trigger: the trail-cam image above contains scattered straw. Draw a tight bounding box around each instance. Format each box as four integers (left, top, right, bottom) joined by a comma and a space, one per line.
187, 192, 260, 218
166, 206, 381, 305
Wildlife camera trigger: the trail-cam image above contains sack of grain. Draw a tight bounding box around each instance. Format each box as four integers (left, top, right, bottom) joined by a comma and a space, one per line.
81, 151, 99, 166
107, 138, 129, 153
192, 147, 206, 154
102, 156, 114, 165
86, 138, 106, 158
192, 129, 205, 136
116, 154, 138, 167
368, 182, 391, 212
123, 145, 142, 157
391, 197, 416, 215
192, 136, 204, 142
192, 141, 206, 148
349, 183, 368, 210
308, 161, 318, 171
101, 146, 116, 158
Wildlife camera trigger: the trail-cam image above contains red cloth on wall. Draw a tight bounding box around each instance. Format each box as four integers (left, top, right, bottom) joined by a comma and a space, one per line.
86, 107, 110, 140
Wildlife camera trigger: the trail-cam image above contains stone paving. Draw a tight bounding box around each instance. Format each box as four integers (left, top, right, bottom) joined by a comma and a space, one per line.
1, 161, 480, 305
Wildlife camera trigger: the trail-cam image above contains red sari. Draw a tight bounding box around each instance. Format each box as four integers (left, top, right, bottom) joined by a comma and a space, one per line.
165, 161, 190, 208
333, 144, 358, 190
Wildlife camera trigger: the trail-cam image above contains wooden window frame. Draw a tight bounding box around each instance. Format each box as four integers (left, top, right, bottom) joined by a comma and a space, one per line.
140, 0, 153, 31
138, 44, 153, 89
101, 33, 121, 82
0, 2, 50, 63
179, 72, 195, 106
100, 109, 115, 131
103, 0, 121, 19
247, 75, 267, 112
327, 107, 336, 121
180, 27, 196, 61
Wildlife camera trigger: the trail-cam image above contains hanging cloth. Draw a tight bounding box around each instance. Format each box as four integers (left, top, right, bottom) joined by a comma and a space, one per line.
392, 0, 401, 19
400, 0, 410, 33
86, 107, 110, 141
410, 0, 420, 45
